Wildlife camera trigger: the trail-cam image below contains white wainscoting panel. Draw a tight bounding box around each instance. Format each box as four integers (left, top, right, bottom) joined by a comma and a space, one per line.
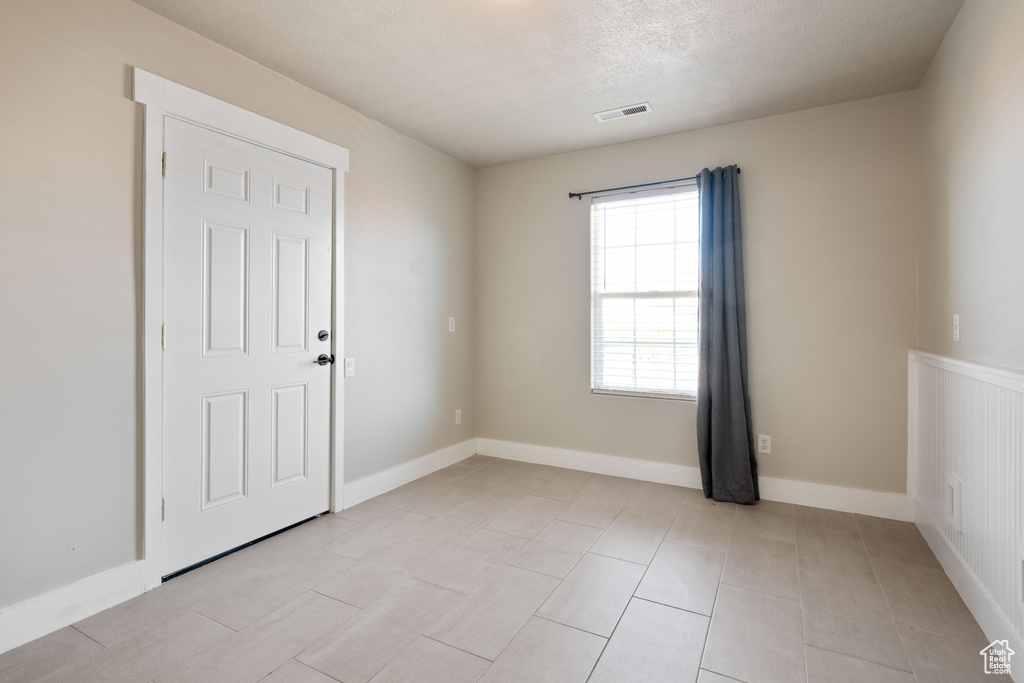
910, 350, 1024, 665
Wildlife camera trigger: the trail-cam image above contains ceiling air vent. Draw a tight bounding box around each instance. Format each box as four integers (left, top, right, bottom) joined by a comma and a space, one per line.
593, 102, 652, 123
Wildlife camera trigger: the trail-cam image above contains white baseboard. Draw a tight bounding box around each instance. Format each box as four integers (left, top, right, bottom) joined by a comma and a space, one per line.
477, 438, 704, 488
343, 438, 478, 508
0, 560, 148, 655
477, 438, 913, 521
0, 439, 476, 656
915, 498, 1023, 681
757, 476, 912, 521
0, 435, 911, 657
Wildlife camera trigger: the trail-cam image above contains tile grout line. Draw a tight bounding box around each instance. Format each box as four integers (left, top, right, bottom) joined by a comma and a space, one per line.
531, 613, 610, 641
857, 519, 920, 681
20, 465, 975, 683
254, 658, 343, 683
420, 633, 495, 663
581, 603, 627, 682
492, 494, 645, 681
583, 497, 661, 683
185, 605, 241, 633
695, 535, 728, 682
586, 503, 688, 681
349, 473, 955, 680
715, 578, 800, 603
401, 461, 597, 671
795, 528, 814, 683
795, 527, 917, 676
695, 518, 732, 680
628, 594, 711, 619
70, 624, 109, 650
456, 572, 560, 674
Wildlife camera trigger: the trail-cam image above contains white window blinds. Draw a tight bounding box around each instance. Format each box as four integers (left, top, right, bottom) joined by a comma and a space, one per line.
591, 181, 699, 398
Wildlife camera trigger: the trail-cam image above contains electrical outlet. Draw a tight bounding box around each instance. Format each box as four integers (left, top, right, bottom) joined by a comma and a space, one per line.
757, 434, 771, 454
953, 313, 960, 342
344, 358, 355, 378
455, 409, 462, 426
449, 317, 455, 333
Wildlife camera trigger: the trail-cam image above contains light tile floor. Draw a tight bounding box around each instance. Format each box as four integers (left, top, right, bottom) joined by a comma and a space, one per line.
1, 456, 1008, 682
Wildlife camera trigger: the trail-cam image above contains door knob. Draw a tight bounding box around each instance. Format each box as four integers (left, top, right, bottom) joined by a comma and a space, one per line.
314, 354, 334, 366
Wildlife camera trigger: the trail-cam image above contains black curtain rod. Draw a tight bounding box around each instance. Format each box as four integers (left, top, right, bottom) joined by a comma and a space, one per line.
568, 167, 740, 200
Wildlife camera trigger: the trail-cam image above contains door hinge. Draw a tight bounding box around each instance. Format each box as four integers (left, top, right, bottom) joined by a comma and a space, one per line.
162, 152, 167, 177
161, 497, 165, 521
161, 324, 166, 349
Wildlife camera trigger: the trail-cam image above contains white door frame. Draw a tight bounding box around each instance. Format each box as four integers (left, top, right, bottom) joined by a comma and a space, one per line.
133, 68, 348, 588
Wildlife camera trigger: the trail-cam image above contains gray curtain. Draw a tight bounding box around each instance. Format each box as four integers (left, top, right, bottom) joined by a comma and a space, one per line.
696, 166, 759, 504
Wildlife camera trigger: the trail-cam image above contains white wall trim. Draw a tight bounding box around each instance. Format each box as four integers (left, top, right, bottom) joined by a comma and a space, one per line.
908, 350, 1024, 667
343, 439, 478, 508
910, 349, 1024, 392
132, 68, 349, 587
0, 561, 147, 655
0, 437, 474, 656
478, 438, 704, 487
916, 499, 1023, 675
133, 70, 349, 172
477, 438, 913, 521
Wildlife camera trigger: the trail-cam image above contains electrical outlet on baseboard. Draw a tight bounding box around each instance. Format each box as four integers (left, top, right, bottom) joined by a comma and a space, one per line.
945, 473, 963, 533
1018, 543, 1024, 613
757, 434, 771, 454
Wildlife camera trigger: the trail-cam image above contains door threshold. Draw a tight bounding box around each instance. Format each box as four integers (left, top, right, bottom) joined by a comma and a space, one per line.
161, 511, 327, 582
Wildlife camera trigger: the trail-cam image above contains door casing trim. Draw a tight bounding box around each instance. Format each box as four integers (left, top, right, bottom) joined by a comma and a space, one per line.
133, 68, 348, 588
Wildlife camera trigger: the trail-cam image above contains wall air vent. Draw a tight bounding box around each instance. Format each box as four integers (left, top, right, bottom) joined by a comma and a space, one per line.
593, 102, 652, 123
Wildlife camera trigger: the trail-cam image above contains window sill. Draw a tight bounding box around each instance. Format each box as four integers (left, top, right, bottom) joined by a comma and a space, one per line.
592, 388, 696, 402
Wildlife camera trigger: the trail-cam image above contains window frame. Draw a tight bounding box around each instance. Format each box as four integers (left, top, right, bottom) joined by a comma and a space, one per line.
589, 180, 699, 401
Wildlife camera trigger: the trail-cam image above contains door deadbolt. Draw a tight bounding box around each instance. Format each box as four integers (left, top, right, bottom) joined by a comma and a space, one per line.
318, 330, 329, 342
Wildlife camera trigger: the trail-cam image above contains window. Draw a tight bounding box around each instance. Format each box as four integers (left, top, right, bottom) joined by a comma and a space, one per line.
590, 181, 699, 399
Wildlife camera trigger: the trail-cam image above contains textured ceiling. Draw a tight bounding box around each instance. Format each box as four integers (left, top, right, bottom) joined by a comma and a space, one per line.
131, 0, 964, 167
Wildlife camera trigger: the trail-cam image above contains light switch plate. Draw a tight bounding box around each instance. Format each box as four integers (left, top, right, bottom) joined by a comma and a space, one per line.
449, 317, 455, 333
953, 313, 960, 342
344, 358, 355, 378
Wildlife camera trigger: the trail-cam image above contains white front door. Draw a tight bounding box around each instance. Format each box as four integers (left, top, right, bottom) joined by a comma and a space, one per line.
162, 118, 334, 575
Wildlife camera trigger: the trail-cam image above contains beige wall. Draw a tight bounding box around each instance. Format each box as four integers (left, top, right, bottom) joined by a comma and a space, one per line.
476, 91, 919, 494
918, 0, 1024, 371
0, 0, 474, 609
8, 0, 1006, 619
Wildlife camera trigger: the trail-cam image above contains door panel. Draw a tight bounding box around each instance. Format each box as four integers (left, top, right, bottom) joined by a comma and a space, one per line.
203, 221, 249, 357
201, 390, 248, 509
273, 179, 309, 215
272, 233, 309, 353
271, 383, 308, 488
163, 118, 333, 575
203, 158, 250, 202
